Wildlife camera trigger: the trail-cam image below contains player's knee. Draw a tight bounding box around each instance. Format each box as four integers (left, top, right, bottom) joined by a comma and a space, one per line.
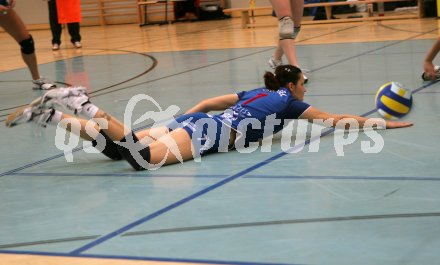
116, 131, 151, 171
278, 16, 295, 40
19, 35, 35, 55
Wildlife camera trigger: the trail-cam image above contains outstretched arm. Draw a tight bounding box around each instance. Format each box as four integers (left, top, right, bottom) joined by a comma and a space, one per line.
424, 37, 440, 81
185, 94, 239, 114
300, 107, 413, 129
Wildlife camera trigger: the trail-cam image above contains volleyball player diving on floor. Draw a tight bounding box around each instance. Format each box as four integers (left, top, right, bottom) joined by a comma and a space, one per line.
5, 65, 413, 170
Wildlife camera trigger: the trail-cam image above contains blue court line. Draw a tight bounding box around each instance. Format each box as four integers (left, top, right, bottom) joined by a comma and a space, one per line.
308, 28, 439, 73
412, 79, 439, 93
69, 129, 334, 254
0, 249, 302, 265
8, 172, 440, 181
0, 146, 83, 178
8, 172, 229, 178
244, 175, 440, 181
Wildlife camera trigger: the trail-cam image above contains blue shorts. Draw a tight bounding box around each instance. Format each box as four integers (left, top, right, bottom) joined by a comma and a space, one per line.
167, 113, 232, 156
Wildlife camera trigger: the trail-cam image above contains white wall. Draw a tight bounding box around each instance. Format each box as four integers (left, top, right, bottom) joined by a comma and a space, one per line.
14, 0, 49, 25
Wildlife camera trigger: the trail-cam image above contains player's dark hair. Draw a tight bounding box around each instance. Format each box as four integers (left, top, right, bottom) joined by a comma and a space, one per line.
264, 65, 302, 91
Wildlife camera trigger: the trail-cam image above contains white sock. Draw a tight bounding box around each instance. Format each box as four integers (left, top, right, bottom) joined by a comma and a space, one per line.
80, 103, 99, 119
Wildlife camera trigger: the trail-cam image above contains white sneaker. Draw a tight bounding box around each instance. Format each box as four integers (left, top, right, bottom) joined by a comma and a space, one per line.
42, 86, 90, 114
32, 77, 56, 90
278, 16, 294, 39
268, 56, 283, 69
73, 41, 82, 48
422, 65, 440, 81
302, 73, 309, 84
52, 43, 60, 51
300, 68, 309, 84
5, 105, 55, 128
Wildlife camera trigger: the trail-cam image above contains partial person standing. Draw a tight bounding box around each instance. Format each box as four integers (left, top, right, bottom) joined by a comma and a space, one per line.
0, 0, 56, 89
268, 0, 308, 82
422, 37, 440, 81
47, 0, 82, 50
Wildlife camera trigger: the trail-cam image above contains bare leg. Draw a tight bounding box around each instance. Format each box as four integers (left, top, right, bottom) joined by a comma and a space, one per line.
273, 45, 284, 62
91, 109, 128, 141
279, 40, 298, 67
6, 89, 196, 167
270, 0, 291, 17
61, 110, 181, 150
269, 0, 302, 67
58, 112, 98, 141
148, 128, 194, 165
57, 110, 195, 166
291, 0, 304, 27
0, 10, 40, 80
91, 109, 195, 166
135, 126, 170, 145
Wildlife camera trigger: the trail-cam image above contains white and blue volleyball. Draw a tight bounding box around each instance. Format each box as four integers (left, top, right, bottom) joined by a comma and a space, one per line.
375, 81, 412, 120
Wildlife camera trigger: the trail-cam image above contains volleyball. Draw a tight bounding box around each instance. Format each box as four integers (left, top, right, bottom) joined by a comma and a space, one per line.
375, 81, 412, 120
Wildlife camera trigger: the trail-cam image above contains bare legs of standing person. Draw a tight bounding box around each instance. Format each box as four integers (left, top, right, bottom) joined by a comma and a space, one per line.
268, 0, 308, 82
0, 9, 56, 89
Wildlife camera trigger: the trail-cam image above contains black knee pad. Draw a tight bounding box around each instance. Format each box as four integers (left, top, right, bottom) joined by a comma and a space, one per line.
92, 130, 123, 161
19, 35, 35, 55
116, 131, 151, 171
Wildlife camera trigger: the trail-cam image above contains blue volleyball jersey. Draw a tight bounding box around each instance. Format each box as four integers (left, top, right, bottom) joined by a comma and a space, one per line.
214, 87, 311, 143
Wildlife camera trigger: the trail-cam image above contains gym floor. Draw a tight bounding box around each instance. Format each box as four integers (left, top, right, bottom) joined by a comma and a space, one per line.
0, 16, 439, 265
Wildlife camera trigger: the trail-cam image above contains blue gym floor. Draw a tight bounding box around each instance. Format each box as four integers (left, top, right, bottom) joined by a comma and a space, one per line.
1, 37, 440, 265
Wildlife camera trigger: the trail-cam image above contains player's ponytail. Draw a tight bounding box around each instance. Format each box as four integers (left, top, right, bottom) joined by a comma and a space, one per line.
265, 65, 302, 91
264, 71, 280, 91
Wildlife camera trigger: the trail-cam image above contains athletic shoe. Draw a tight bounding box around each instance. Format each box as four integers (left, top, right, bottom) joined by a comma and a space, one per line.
422, 65, 440, 81
268, 56, 283, 69
41, 86, 90, 114
278, 16, 294, 39
300, 68, 309, 84
73, 41, 82, 48
52, 43, 60, 51
5, 104, 55, 128
32, 77, 56, 90
302, 73, 309, 84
